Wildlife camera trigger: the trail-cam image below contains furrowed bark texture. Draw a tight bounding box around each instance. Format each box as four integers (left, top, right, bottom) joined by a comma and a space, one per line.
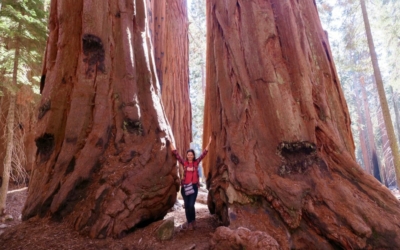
147, 0, 192, 156
203, 0, 400, 249
22, 0, 179, 238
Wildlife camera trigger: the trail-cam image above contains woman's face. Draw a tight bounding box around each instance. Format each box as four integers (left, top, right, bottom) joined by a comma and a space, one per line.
187, 152, 194, 161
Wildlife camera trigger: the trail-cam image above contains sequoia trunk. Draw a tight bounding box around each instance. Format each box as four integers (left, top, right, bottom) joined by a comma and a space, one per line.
22, 0, 179, 238
203, 0, 400, 249
147, 0, 192, 156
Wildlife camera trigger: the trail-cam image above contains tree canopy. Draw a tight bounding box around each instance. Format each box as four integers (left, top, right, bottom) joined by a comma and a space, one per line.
0, 0, 48, 95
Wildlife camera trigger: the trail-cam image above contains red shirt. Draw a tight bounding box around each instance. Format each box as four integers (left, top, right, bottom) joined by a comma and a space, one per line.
172, 149, 208, 185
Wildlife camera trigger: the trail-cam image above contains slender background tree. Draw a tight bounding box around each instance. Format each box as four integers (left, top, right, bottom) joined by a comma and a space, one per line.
359, 0, 400, 187
0, 0, 47, 215
317, 0, 400, 187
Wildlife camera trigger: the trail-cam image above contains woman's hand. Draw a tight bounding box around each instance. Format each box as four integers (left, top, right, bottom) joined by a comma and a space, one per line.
205, 136, 212, 151
168, 138, 176, 151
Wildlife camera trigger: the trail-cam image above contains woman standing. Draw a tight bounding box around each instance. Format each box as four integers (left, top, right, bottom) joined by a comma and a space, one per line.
170, 136, 212, 230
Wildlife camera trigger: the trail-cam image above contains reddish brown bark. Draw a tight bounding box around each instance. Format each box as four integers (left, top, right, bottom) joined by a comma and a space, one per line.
22, 0, 179, 238
147, 0, 191, 156
203, 0, 400, 248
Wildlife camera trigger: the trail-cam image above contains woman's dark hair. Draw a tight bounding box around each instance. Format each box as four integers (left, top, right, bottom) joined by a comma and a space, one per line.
186, 149, 196, 161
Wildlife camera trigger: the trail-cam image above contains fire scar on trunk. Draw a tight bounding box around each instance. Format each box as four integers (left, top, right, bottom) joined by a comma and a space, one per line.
277, 141, 319, 176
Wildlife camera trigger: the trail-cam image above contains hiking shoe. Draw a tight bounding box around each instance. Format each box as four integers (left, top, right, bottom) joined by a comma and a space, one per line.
180, 222, 188, 230
188, 223, 194, 231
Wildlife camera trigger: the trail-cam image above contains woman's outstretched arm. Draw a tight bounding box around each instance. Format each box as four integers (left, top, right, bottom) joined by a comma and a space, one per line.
205, 136, 212, 151
169, 140, 185, 165
197, 136, 212, 163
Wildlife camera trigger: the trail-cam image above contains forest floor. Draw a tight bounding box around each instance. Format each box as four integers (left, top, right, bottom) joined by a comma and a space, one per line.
0, 185, 218, 250
1, 185, 400, 250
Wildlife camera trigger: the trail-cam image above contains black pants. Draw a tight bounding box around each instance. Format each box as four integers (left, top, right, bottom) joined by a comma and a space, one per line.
181, 184, 198, 223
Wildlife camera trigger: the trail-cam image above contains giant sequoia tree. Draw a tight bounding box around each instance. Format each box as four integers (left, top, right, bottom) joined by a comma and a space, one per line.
147, 0, 192, 156
22, 0, 180, 238
202, 0, 400, 248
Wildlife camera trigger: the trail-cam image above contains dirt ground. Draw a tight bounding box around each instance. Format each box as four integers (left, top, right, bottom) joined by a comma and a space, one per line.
0, 186, 27, 227
0, 186, 218, 250
1, 185, 400, 250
